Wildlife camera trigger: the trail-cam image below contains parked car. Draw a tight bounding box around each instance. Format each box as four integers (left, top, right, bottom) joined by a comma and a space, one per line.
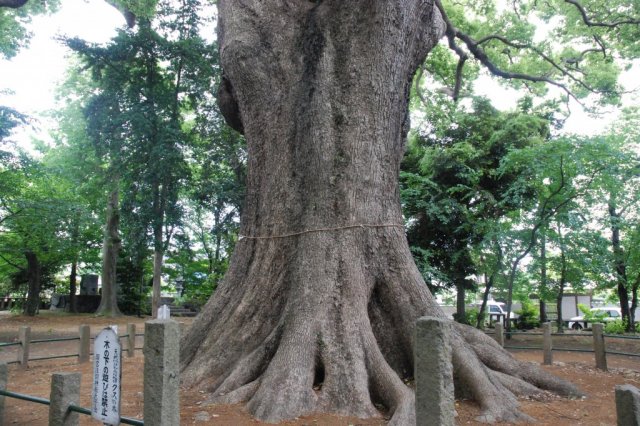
478, 301, 518, 326
567, 307, 622, 330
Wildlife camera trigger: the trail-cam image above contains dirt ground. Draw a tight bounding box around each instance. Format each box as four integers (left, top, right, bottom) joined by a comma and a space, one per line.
1, 312, 639, 425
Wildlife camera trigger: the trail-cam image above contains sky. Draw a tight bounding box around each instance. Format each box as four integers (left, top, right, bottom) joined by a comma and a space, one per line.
0, 1, 123, 146
0, 2, 637, 149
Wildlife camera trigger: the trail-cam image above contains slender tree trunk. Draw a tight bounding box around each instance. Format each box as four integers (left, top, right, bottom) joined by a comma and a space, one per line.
180, 2, 580, 424
631, 274, 639, 331
96, 186, 122, 316
152, 247, 163, 318
478, 273, 493, 329
456, 281, 466, 323
69, 260, 78, 313
539, 229, 548, 323
151, 183, 166, 319
478, 241, 503, 328
24, 250, 41, 316
68, 217, 79, 313
609, 196, 631, 330
555, 224, 566, 333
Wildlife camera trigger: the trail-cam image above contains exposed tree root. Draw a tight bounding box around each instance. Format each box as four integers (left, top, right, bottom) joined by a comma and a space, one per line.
181, 232, 583, 425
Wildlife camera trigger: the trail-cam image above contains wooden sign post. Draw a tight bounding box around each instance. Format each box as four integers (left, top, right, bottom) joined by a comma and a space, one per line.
91, 326, 122, 425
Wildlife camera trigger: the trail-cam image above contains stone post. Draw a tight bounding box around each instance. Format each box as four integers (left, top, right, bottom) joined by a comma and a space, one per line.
543, 322, 553, 365
415, 317, 454, 426
18, 326, 30, 367
144, 320, 180, 426
127, 324, 136, 357
49, 372, 81, 426
494, 322, 504, 347
0, 362, 7, 425
78, 325, 90, 364
616, 384, 640, 426
593, 323, 607, 371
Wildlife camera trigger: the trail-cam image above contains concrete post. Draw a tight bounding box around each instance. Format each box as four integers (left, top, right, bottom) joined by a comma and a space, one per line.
49, 372, 81, 426
18, 326, 30, 367
78, 325, 90, 364
0, 362, 7, 425
593, 323, 607, 371
616, 384, 640, 426
144, 320, 180, 426
127, 324, 136, 357
415, 317, 454, 426
494, 322, 504, 347
543, 322, 553, 365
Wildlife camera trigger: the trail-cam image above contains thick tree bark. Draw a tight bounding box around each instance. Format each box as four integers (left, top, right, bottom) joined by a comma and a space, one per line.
96, 186, 122, 316
181, 1, 581, 424
24, 250, 40, 316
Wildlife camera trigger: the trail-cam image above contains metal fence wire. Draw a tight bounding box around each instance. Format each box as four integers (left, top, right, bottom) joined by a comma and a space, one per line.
0, 388, 144, 425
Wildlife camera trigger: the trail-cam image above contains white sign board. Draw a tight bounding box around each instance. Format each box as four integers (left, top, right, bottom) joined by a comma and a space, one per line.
91, 327, 122, 425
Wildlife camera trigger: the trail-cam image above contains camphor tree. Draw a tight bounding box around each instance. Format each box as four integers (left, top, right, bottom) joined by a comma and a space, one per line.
3, 0, 638, 423
180, 1, 639, 424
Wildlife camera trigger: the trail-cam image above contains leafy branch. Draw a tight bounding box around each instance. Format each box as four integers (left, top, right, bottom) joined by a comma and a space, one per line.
564, 0, 640, 28
433, 0, 639, 105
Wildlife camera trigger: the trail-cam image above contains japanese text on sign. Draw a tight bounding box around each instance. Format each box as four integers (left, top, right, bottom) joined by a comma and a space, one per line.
91, 326, 121, 425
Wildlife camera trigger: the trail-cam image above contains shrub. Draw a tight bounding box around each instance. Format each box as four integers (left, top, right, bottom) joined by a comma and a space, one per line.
604, 319, 640, 334
578, 303, 608, 323
468, 308, 487, 329
516, 300, 540, 330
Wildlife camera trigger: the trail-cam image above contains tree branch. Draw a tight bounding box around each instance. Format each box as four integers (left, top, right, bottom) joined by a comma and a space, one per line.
0, 0, 28, 9
432, 0, 636, 104
564, 0, 640, 28
0, 253, 25, 271
104, 0, 136, 28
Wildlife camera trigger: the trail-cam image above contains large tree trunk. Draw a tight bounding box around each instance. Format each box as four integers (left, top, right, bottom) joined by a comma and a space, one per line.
180, 2, 580, 424
24, 250, 41, 316
96, 186, 122, 316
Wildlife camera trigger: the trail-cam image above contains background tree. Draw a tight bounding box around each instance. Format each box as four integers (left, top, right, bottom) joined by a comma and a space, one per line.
67, 0, 218, 317
401, 97, 550, 322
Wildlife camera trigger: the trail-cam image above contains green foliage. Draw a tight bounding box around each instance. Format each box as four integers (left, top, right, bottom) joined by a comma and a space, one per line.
434, 0, 638, 108
515, 300, 540, 330
180, 270, 219, 310
116, 250, 151, 316
604, 319, 640, 335
469, 307, 487, 329
51, 0, 243, 310
578, 304, 608, 323
0, 0, 59, 59
402, 97, 549, 297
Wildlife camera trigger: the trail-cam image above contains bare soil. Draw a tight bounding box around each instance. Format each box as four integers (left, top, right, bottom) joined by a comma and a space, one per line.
1, 312, 639, 425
